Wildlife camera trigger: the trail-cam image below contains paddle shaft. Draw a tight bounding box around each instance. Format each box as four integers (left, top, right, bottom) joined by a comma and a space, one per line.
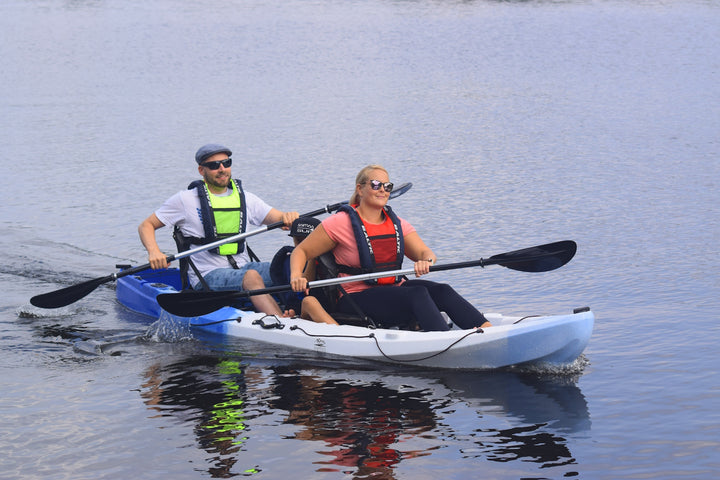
156, 240, 577, 317
28, 205, 339, 307
201, 256, 543, 297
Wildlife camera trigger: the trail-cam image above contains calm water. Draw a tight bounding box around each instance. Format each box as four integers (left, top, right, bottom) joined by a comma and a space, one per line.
2, 0, 718, 478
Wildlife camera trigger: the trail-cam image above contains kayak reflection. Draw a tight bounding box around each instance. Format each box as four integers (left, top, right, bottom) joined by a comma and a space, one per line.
139, 356, 590, 477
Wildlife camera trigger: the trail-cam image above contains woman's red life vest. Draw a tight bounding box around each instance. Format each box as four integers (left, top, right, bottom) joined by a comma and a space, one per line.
336, 204, 405, 285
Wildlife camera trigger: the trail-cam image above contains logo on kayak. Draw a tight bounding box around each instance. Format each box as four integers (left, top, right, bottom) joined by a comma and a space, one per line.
314, 338, 326, 353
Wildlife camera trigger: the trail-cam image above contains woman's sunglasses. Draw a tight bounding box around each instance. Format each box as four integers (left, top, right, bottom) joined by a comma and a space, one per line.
201, 158, 232, 170
368, 180, 394, 192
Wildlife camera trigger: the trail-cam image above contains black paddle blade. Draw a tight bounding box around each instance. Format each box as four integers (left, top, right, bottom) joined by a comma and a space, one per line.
156, 290, 241, 317
29, 275, 114, 309
486, 240, 577, 272
390, 182, 412, 199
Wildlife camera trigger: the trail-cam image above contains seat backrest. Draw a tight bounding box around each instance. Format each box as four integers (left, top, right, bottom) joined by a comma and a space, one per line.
269, 245, 302, 312
172, 227, 194, 290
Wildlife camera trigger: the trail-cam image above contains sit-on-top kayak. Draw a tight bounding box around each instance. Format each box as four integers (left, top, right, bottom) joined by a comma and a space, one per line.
116, 267, 594, 370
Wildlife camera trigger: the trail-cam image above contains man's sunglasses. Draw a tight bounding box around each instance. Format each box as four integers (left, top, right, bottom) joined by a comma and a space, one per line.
368, 180, 394, 192
201, 158, 232, 170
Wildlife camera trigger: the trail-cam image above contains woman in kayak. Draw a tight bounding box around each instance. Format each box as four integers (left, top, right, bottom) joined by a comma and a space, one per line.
289, 165, 491, 332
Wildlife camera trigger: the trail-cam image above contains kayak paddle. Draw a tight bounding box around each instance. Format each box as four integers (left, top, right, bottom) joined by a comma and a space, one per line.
29, 182, 413, 309
157, 240, 578, 317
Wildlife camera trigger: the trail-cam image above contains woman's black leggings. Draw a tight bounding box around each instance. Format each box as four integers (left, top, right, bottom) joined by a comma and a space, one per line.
336, 279, 487, 331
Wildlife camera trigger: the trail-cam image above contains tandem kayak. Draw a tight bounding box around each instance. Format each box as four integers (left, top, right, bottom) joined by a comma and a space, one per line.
116, 267, 594, 370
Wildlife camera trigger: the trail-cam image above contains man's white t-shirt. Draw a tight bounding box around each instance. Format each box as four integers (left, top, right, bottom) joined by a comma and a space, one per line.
154, 187, 273, 285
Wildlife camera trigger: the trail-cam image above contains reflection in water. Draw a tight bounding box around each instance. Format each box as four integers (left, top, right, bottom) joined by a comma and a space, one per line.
472, 423, 575, 467
140, 356, 590, 478
141, 356, 258, 477
269, 366, 437, 475
438, 370, 592, 434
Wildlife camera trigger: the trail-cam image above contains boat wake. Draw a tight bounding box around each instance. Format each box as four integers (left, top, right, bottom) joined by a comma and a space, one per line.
143, 312, 195, 344
16, 303, 81, 319
510, 354, 590, 376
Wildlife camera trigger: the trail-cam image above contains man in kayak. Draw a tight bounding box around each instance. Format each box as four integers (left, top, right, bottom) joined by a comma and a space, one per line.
289, 164, 491, 331
138, 143, 298, 317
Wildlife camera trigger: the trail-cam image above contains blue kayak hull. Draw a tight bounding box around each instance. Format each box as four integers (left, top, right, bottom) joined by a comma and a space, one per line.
117, 268, 594, 370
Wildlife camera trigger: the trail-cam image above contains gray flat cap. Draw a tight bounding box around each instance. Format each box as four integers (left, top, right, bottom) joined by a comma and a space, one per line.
195, 144, 232, 164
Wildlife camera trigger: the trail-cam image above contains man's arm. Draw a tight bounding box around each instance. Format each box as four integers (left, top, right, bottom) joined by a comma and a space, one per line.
138, 213, 169, 269
262, 208, 299, 230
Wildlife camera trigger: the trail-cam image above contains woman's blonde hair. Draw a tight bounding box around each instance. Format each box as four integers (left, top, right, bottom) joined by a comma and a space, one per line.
349, 164, 389, 205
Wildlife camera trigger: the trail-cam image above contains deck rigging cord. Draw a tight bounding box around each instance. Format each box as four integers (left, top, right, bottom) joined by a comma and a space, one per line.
190, 314, 485, 364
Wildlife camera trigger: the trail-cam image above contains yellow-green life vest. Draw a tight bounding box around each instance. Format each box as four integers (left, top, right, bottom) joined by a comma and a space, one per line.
187, 179, 247, 256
